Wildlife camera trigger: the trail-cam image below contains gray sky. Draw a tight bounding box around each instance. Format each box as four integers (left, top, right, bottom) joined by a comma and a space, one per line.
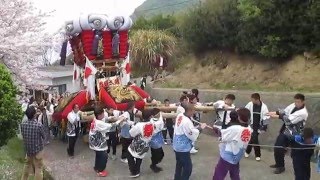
32, 0, 146, 33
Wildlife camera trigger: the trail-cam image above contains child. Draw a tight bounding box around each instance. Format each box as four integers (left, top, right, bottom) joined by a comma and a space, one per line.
89, 106, 124, 177
212, 108, 252, 180
289, 127, 320, 180
127, 109, 164, 178
189, 95, 202, 154
162, 99, 174, 144
150, 108, 165, 173
119, 102, 141, 163
105, 108, 122, 160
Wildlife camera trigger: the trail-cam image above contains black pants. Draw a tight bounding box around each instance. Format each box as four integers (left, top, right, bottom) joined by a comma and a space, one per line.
107, 132, 117, 155
94, 151, 108, 173
162, 125, 174, 142
273, 133, 289, 168
127, 152, 142, 175
246, 131, 261, 157
67, 135, 77, 156
174, 151, 192, 180
292, 157, 311, 180
151, 147, 164, 166
121, 137, 132, 159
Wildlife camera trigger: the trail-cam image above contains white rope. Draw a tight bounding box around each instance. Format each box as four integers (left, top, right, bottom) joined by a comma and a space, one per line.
164, 118, 319, 150
160, 138, 320, 150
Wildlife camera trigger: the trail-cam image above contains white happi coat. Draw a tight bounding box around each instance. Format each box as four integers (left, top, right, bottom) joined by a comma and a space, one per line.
213, 100, 235, 124
283, 103, 308, 124
245, 101, 270, 125
219, 125, 253, 164
173, 114, 200, 152
128, 115, 164, 159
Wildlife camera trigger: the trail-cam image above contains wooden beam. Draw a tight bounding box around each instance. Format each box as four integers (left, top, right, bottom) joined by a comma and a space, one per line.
98, 66, 118, 71
92, 59, 124, 64
144, 105, 215, 112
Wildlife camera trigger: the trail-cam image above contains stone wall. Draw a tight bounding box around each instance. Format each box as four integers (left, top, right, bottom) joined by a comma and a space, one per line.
148, 87, 320, 146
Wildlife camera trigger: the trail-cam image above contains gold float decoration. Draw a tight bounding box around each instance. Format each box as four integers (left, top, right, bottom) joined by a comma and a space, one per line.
107, 86, 141, 103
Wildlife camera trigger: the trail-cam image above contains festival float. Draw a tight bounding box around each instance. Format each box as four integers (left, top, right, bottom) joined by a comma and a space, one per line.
52, 13, 151, 138
51, 13, 216, 141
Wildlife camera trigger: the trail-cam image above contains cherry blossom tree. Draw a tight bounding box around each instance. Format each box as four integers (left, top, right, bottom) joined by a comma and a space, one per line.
0, 0, 52, 90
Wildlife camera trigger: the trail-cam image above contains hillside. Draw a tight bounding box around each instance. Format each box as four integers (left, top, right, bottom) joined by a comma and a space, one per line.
153, 51, 320, 92
132, 0, 199, 19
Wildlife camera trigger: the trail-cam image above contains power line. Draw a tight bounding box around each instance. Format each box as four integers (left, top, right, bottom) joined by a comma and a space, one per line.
135, 0, 197, 13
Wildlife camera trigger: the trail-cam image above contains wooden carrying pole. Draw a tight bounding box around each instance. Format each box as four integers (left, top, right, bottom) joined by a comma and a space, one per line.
144, 105, 215, 112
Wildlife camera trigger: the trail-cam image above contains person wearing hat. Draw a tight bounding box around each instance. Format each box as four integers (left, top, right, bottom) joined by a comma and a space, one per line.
212, 108, 253, 180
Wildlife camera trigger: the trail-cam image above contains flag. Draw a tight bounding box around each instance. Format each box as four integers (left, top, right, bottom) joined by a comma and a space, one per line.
73, 63, 81, 83
121, 52, 131, 86
83, 58, 98, 100
83, 58, 98, 86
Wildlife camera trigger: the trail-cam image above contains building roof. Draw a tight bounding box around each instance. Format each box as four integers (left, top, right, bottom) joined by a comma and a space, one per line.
37, 65, 74, 78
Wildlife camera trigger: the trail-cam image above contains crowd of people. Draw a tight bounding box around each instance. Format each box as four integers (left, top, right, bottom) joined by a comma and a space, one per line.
19, 88, 320, 180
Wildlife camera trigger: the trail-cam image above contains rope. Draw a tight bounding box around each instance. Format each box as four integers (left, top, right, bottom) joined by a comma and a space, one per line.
160, 138, 320, 150
164, 117, 320, 150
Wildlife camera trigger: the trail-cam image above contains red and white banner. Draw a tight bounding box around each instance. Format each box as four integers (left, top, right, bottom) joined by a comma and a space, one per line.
83, 58, 97, 100
73, 63, 81, 83
121, 52, 131, 86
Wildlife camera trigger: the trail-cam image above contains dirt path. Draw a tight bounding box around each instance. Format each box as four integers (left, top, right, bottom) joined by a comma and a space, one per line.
43, 134, 320, 180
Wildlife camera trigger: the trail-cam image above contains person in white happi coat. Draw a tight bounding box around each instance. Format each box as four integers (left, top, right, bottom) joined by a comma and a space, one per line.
244, 93, 270, 161
89, 106, 124, 177
126, 109, 164, 178
211, 94, 236, 129
66, 104, 81, 157
267, 93, 308, 174
173, 103, 207, 180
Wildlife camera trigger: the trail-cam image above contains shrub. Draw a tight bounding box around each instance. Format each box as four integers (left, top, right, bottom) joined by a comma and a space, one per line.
130, 29, 177, 67
0, 64, 23, 147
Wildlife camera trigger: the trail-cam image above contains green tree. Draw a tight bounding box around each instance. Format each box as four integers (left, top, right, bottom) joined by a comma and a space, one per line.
0, 64, 23, 147
237, 0, 312, 58
132, 15, 177, 35
180, 0, 240, 52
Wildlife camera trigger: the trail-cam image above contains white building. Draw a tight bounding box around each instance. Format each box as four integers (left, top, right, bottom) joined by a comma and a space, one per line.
36, 65, 81, 94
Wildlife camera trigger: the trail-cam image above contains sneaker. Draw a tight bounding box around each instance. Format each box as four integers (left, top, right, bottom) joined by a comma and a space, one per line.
93, 167, 98, 173
97, 170, 108, 177
121, 158, 128, 163
164, 141, 168, 145
273, 167, 285, 174
255, 157, 261, 161
150, 165, 163, 173
244, 153, 249, 158
269, 164, 277, 168
111, 155, 117, 160
190, 147, 198, 154
129, 173, 140, 178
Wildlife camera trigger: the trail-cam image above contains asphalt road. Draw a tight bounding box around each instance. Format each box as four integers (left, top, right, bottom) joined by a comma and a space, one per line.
43, 134, 320, 180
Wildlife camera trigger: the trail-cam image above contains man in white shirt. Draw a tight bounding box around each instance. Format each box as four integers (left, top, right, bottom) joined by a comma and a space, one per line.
268, 93, 308, 174
66, 104, 81, 157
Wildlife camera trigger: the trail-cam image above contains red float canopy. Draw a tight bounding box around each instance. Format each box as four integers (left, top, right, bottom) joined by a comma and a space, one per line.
52, 90, 89, 122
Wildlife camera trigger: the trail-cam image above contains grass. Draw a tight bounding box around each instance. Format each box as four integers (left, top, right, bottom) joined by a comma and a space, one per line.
0, 137, 53, 180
